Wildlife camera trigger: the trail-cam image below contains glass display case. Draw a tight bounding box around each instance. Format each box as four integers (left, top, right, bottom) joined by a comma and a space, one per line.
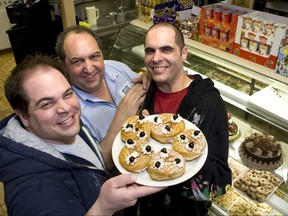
108, 20, 288, 215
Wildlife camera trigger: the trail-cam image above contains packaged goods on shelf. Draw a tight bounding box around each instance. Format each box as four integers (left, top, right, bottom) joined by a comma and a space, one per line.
275, 45, 288, 76
153, 11, 177, 24
138, 0, 200, 24
138, 0, 178, 23
198, 3, 252, 54
177, 16, 200, 41
234, 11, 288, 70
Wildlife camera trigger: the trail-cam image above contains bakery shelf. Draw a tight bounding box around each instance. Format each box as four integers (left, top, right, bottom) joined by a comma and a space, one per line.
131, 19, 288, 86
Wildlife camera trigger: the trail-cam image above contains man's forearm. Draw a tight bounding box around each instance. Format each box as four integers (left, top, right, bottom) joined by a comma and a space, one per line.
99, 111, 126, 170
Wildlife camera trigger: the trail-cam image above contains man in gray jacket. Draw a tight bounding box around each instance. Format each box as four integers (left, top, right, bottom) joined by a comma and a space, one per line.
0, 54, 163, 216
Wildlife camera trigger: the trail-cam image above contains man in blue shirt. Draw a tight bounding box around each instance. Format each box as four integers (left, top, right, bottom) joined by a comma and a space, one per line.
55, 25, 147, 168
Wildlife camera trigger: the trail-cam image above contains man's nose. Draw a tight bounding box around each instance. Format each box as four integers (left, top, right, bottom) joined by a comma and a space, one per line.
56, 100, 70, 113
83, 59, 94, 72
152, 50, 162, 62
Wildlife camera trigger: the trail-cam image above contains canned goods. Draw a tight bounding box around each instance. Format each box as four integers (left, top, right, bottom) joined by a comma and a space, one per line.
240, 38, 248, 49
258, 43, 270, 56
220, 31, 228, 42
242, 16, 252, 30
248, 40, 258, 53
251, 18, 263, 33
212, 28, 219, 39
205, 26, 212, 36
213, 8, 222, 22
231, 12, 240, 24
205, 7, 213, 20
261, 21, 274, 36
222, 11, 231, 24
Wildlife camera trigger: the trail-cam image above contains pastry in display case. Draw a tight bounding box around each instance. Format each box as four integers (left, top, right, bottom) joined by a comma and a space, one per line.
238, 132, 284, 171
107, 20, 288, 215
233, 169, 282, 203
214, 187, 240, 210
228, 114, 240, 142
228, 195, 272, 216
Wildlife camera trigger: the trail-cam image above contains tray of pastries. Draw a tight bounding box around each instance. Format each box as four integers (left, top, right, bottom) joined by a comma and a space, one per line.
233, 169, 282, 203
228, 195, 273, 216
214, 187, 240, 210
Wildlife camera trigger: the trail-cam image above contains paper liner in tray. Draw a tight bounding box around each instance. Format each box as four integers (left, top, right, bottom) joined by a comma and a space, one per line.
214, 187, 273, 215
233, 169, 282, 204
228, 157, 248, 181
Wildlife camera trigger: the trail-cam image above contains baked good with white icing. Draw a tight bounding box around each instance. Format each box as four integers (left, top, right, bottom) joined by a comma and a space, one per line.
147, 148, 185, 181
119, 139, 153, 173
121, 114, 151, 142
172, 129, 206, 161
150, 113, 185, 143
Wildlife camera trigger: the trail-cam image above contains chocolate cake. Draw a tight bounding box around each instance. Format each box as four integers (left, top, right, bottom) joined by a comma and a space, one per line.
238, 132, 283, 171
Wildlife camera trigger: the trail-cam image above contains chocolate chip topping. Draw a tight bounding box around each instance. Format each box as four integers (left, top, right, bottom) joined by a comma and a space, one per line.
129, 156, 135, 163
139, 131, 146, 138
155, 161, 161, 168
126, 123, 133, 129
139, 114, 145, 120
165, 125, 171, 131
180, 134, 186, 140
154, 116, 158, 122
145, 145, 152, 152
127, 139, 134, 145
173, 114, 179, 120
188, 142, 195, 149
161, 148, 168, 154
175, 158, 181, 164
194, 130, 201, 136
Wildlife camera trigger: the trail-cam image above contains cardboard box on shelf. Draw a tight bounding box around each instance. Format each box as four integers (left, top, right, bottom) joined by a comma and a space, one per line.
138, 0, 200, 24
198, 3, 252, 53
233, 11, 288, 70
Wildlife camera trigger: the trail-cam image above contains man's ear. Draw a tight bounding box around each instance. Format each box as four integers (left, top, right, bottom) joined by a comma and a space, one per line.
15, 109, 30, 129
182, 46, 188, 61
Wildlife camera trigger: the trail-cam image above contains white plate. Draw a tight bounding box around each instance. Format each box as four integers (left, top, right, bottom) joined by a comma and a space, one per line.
112, 116, 208, 187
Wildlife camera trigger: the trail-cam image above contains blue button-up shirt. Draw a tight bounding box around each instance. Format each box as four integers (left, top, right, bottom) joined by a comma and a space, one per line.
73, 60, 139, 143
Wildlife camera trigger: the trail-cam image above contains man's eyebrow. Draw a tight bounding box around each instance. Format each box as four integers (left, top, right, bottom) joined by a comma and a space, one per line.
160, 45, 174, 50
145, 47, 154, 52
35, 87, 73, 107
145, 45, 174, 52
70, 51, 101, 61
